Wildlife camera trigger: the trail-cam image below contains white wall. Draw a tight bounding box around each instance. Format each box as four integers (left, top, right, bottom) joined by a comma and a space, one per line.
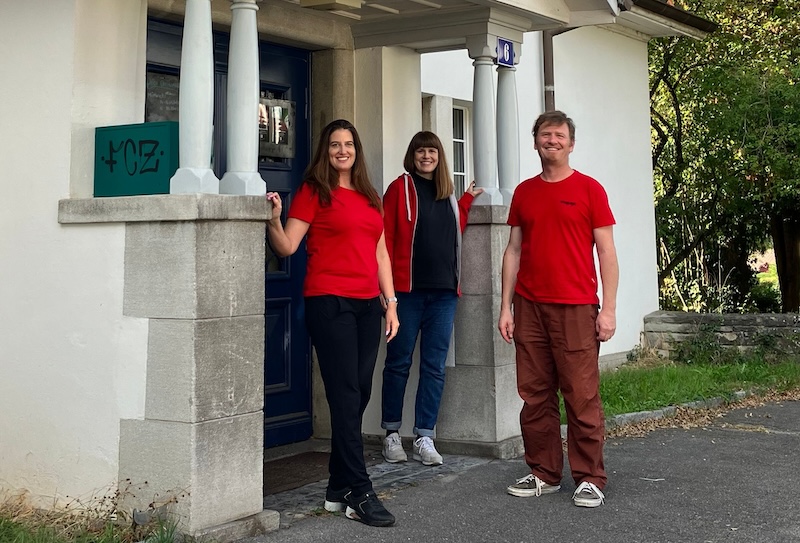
355, 46, 422, 192
0, 0, 149, 506
420, 26, 660, 358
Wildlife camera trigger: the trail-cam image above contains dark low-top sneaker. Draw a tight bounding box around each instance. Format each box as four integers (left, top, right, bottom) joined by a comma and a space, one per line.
324, 487, 349, 512
344, 490, 395, 527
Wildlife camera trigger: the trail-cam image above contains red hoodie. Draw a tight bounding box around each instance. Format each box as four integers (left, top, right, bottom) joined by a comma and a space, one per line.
383, 173, 476, 293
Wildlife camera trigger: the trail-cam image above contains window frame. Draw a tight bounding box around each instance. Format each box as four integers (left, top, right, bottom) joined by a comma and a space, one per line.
452, 103, 471, 197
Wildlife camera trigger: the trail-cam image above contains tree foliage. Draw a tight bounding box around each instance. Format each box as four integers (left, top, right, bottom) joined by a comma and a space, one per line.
650, 0, 800, 312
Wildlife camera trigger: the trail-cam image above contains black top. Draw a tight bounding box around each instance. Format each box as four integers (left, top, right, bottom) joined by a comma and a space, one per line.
411, 172, 458, 291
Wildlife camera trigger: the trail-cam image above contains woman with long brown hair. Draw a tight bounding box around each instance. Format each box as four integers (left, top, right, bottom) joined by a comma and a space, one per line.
266, 119, 399, 527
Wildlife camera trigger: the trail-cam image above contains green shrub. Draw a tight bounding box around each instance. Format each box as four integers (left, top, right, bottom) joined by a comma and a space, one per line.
746, 282, 782, 313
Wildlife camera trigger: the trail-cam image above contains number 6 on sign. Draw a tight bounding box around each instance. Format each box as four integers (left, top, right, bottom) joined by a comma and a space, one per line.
497, 37, 514, 67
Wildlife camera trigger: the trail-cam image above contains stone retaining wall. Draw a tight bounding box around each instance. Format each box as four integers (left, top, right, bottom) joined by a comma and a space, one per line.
642, 311, 800, 358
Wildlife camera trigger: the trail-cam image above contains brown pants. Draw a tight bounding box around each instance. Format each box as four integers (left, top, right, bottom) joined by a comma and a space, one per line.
513, 293, 607, 489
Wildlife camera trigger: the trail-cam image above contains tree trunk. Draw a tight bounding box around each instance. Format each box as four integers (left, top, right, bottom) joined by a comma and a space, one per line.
770, 211, 800, 312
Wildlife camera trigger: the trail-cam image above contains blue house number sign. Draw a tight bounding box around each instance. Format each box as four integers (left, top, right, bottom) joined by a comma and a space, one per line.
497, 38, 514, 67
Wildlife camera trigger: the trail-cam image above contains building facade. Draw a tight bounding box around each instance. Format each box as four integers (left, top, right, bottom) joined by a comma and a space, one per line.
0, 0, 712, 537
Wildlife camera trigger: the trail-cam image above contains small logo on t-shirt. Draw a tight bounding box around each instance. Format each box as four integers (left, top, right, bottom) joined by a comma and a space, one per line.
560, 200, 576, 206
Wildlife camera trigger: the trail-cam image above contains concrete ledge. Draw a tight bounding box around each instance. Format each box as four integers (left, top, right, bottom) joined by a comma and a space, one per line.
362, 434, 524, 460
434, 435, 524, 460
603, 389, 749, 432
599, 351, 629, 371
58, 194, 270, 224
192, 509, 280, 543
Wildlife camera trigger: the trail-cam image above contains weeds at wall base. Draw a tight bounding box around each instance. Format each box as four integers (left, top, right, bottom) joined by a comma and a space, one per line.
0, 485, 196, 543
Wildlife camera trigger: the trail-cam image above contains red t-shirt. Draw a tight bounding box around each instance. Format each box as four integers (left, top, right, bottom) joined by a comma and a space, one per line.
288, 182, 383, 298
507, 171, 615, 305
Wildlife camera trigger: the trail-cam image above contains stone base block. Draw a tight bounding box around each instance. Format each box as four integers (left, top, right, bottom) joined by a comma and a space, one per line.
437, 364, 521, 443
124, 220, 266, 319
453, 294, 515, 367
118, 413, 263, 534
146, 316, 265, 422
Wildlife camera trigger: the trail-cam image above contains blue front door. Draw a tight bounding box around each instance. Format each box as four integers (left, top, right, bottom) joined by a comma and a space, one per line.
258, 43, 313, 447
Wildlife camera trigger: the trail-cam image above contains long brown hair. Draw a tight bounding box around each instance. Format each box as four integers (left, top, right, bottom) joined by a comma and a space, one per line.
403, 131, 454, 200
303, 119, 381, 211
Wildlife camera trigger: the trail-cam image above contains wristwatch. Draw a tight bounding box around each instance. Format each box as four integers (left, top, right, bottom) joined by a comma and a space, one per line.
386, 296, 398, 303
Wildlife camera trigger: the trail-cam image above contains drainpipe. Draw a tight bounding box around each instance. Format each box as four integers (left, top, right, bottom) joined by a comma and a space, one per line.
542, 30, 556, 111
541, 28, 573, 112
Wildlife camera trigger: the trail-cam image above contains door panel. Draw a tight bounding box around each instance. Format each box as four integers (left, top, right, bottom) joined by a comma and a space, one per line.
259, 43, 312, 448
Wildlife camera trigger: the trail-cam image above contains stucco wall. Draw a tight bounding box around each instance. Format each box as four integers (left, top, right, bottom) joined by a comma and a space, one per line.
419, 25, 660, 358
0, 0, 149, 506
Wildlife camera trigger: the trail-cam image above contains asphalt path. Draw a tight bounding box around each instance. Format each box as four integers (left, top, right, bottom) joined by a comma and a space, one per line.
245, 400, 800, 543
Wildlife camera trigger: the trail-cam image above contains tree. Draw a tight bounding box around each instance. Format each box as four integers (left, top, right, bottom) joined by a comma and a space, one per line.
650, 0, 800, 312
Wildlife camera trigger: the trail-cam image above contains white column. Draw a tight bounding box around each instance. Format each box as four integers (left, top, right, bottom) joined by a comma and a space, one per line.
220, 0, 266, 195
472, 55, 502, 204
496, 65, 519, 205
170, 0, 219, 194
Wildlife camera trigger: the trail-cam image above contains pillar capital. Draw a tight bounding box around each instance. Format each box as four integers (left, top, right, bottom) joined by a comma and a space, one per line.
466, 34, 523, 64
466, 35, 497, 60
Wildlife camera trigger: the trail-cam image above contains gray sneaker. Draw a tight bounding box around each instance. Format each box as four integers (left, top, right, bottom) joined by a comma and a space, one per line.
412, 436, 443, 466
507, 474, 561, 497
382, 432, 408, 463
572, 481, 605, 508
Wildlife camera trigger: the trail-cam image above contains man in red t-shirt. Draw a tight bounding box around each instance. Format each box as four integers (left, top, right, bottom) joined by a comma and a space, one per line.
498, 111, 619, 509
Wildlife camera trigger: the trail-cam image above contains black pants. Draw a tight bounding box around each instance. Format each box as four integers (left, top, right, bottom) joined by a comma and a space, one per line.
305, 295, 383, 495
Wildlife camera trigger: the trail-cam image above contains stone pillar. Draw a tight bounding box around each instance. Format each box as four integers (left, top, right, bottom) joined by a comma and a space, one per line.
496, 65, 519, 205
467, 37, 501, 205
422, 94, 453, 143
220, 0, 266, 195
436, 205, 523, 458
170, 0, 220, 194
57, 195, 277, 538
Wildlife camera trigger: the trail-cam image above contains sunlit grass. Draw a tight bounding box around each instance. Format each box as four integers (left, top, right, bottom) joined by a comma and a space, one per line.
757, 266, 779, 287
600, 359, 800, 418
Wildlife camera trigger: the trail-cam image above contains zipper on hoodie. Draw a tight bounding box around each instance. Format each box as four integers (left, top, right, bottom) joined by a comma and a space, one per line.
404, 173, 419, 292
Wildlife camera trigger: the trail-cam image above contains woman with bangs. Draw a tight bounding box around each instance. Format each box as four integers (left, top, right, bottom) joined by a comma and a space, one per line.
380, 131, 483, 466
267, 119, 399, 527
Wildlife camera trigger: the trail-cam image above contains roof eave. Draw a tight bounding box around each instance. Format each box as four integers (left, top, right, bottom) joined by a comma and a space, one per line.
618, 0, 717, 39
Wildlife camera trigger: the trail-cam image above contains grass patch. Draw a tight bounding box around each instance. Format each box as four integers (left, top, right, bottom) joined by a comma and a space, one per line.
757, 266, 779, 287
600, 358, 800, 418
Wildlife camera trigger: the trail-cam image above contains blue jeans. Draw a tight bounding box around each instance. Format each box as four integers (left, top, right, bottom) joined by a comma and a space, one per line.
381, 289, 459, 437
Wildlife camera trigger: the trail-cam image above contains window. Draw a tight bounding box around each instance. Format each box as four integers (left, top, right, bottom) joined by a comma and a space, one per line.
452, 106, 468, 196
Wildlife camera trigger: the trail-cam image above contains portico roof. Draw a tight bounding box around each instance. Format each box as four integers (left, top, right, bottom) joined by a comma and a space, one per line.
147, 0, 714, 53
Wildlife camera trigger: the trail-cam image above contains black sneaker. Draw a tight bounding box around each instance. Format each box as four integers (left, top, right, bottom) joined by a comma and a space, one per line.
344, 490, 395, 527
324, 487, 349, 513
